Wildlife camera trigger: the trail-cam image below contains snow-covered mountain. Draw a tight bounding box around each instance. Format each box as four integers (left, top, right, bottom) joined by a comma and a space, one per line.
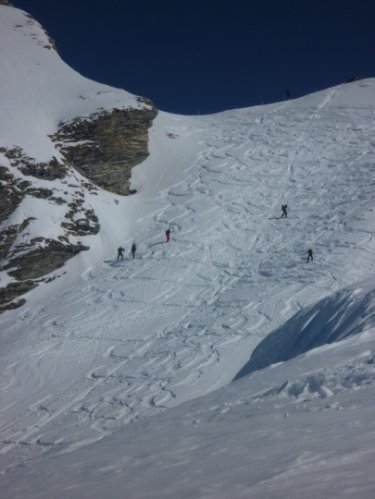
1, 3, 375, 498
0, 2, 156, 312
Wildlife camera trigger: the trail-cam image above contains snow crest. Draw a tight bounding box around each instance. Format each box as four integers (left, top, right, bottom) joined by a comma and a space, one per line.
235, 280, 375, 378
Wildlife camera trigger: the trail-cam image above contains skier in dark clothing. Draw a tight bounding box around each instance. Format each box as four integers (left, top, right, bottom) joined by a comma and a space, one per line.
117, 246, 125, 261
306, 248, 313, 263
131, 242, 137, 259
165, 228, 172, 242
281, 204, 288, 218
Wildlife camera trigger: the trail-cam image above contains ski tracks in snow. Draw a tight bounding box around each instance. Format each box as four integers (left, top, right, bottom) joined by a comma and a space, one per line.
1, 89, 375, 469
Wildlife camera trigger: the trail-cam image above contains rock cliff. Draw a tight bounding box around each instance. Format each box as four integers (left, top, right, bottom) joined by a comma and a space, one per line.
0, 155, 94, 311
52, 99, 157, 195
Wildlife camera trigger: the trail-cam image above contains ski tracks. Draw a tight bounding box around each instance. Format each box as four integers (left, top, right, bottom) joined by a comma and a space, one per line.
2, 91, 375, 469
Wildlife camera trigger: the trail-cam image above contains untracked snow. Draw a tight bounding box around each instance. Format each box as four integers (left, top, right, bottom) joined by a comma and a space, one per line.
1, 4, 375, 497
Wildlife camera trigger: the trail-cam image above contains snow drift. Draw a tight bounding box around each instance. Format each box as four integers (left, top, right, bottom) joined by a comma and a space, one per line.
235, 280, 375, 379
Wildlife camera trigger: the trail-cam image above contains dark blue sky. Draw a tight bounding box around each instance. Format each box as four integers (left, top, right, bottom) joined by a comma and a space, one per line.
12, 0, 375, 114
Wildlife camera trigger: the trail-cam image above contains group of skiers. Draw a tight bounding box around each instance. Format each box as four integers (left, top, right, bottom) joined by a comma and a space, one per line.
117, 229, 172, 262
280, 204, 314, 263
117, 211, 314, 265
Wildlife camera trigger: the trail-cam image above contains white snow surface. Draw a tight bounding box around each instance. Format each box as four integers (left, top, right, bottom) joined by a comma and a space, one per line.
1, 5, 375, 497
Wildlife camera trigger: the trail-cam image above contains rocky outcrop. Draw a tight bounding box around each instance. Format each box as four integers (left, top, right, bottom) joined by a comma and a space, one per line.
0, 147, 66, 180
0, 166, 24, 223
0, 298, 27, 313
0, 98, 157, 311
0, 281, 36, 307
0, 153, 90, 311
0, 224, 90, 312
0, 161, 67, 227
0, 218, 35, 260
62, 197, 100, 235
0, 100, 156, 309
3, 239, 89, 281
52, 99, 158, 195
0, 4, 159, 312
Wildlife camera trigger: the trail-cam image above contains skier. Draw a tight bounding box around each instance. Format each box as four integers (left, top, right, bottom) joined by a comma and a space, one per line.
165, 228, 172, 242
306, 248, 313, 263
131, 242, 137, 259
117, 246, 125, 261
281, 204, 288, 218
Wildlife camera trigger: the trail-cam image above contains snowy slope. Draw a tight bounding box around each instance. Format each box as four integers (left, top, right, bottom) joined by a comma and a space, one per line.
1, 77, 375, 497
1, 3, 375, 497
0, 3, 152, 296
2, 302, 375, 499
0, 4, 143, 161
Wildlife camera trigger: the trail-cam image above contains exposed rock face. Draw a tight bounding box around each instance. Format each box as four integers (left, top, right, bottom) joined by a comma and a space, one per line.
0, 218, 34, 261
4, 239, 89, 281
0, 5, 159, 312
0, 218, 90, 310
0, 147, 67, 180
0, 166, 24, 223
0, 151, 91, 311
52, 100, 158, 195
0, 281, 36, 307
62, 197, 100, 236
0, 159, 67, 225
0, 96, 158, 311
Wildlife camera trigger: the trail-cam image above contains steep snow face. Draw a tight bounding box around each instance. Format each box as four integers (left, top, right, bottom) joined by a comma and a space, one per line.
0, 4, 375, 494
0, 74, 375, 491
0, 4, 144, 161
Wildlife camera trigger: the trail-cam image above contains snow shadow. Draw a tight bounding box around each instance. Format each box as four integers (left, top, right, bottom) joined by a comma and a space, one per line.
234, 279, 375, 380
